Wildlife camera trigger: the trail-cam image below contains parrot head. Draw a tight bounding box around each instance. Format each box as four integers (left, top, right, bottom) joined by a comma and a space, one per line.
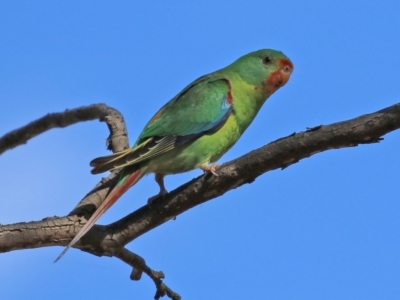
229, 49, 293, 95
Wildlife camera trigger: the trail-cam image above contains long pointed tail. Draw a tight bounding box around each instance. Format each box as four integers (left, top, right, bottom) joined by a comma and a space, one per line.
54, 169, 143, 262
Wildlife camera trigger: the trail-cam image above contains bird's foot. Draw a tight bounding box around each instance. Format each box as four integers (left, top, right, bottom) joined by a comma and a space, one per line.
147, 189, 168, 207
200, 163, 220, 176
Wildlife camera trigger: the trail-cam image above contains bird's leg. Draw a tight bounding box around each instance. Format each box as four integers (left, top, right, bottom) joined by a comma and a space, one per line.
147, 173, 168, 206
199, 162, 220, 176
155, 173, 168, 197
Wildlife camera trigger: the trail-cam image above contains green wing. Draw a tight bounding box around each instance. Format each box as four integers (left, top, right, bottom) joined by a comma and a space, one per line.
136, 75, 232, 143
90, 75, 233, 174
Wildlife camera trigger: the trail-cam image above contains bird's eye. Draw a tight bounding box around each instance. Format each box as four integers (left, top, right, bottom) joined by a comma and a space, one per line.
262, 56, 272, 65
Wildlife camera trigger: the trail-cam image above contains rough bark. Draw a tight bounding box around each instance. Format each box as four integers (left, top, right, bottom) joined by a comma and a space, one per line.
1, 102, 399, 299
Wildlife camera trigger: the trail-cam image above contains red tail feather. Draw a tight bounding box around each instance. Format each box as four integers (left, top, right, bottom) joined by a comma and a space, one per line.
54, 169, 143, 262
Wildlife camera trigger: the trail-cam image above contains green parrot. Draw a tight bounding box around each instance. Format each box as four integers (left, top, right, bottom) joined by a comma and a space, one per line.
55, 49, 293, 262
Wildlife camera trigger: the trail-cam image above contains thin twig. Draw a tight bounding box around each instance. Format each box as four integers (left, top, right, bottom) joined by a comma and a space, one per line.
116, 248, 181, 300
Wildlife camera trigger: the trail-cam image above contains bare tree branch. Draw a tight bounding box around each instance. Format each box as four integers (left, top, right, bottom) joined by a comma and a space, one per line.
0, 103, 129, 155
1, 102, 399, 299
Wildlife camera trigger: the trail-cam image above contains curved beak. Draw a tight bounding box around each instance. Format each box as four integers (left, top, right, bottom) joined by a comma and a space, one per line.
277, 58, 294, 87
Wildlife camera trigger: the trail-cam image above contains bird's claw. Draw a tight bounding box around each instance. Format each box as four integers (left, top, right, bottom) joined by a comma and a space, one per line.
200, 163, 220, 176
147, 189, 168, 207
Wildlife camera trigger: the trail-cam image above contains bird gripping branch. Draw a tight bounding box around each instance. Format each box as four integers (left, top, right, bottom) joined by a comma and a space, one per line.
55, 49, 294, 262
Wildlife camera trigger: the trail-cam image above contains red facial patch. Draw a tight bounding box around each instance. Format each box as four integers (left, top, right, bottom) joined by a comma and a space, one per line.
264, 58, 293, 94
279, 58, 294, 70
266, 70, 282, 91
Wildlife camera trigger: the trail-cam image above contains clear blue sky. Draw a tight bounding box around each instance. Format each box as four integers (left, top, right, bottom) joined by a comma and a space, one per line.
1, 1, 400, 299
